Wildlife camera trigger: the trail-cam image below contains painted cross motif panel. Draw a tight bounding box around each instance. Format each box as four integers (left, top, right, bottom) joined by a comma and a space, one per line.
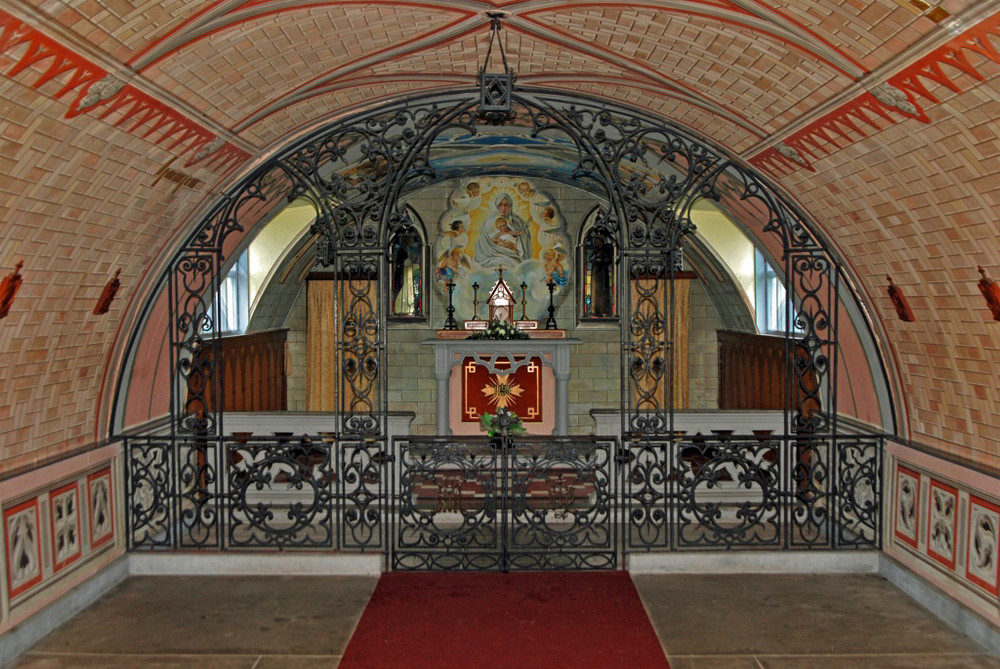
927, 479, 958, 570
966, 495, 1000, 596
894, 464, 920, 549
461, 357, 542, 423
50, 482, 82, 572
4, 498, 43, 598
88, 468, 114, 549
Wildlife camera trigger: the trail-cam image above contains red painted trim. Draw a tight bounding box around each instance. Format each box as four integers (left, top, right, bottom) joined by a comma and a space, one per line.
87, 468, 115, 550
926, 478, 958, 570
894, 464, 921, 549
751, 13, 1000, 174
0, 10, 248, 172
131, 1, 476, 70
888, 12, 1000, 106
4, 497, 44, 598
48, 481, 83, 573
965, 495, 1000, 596
0, 10, 106, 97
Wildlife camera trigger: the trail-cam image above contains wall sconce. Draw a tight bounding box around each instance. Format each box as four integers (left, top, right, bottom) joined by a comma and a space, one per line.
977, 266, 1000, 321
0, 261, 23, 319
886, 276, 915, 322
93, 268, 121, 315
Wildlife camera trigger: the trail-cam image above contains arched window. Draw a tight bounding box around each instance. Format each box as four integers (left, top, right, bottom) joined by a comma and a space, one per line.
388, 208, 427, 319
577, 208, 618, 320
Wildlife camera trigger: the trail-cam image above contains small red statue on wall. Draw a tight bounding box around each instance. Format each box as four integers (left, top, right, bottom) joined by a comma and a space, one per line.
93, 269, 121, 315
886, 276, 915, 322
977, 266, 1000, 321
0, 261, 23, 319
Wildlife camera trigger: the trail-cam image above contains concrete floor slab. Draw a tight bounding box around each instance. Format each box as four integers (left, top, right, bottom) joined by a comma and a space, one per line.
633, 573, 1000, 668
7, 573, 998, 668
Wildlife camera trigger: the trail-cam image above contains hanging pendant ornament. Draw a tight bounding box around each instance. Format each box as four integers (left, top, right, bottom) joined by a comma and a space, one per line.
977, 266, 1000, 321
0, 261, 23, 319
886, 276, 915, 322
93, 268, 122, 315
477, 13, 517, 124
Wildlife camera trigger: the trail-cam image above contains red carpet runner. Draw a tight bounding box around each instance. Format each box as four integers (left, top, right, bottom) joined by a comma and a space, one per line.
339, 571, 670, 668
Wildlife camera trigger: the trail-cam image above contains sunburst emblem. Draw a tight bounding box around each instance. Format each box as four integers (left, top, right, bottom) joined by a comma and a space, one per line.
482, 373, 524, 410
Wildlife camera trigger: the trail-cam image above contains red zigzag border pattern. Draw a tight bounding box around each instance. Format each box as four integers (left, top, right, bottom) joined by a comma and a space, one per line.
0, 10, 250, 171
750, 12, 1000, 176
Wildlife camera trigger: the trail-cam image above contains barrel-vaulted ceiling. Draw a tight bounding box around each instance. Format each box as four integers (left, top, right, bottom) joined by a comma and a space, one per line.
2, 0, 1000, 473
5, 0, 995, 168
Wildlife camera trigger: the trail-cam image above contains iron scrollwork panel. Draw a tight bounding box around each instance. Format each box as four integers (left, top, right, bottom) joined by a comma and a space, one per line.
336, 253, 384, 436
675, 435, 781, 548
625, 253, 670, 435
507, 438, 616, 570
339, 437, 387, 551
177, 437, 221, 548
393, 437, 501, 570
788, 253, 836, 435
227, 436, 335, 549
625, 439, 672, 551
172, 253, 221, 437
835, 437, 881, 548
788, 435, 831, 547
126, 438, 174, 549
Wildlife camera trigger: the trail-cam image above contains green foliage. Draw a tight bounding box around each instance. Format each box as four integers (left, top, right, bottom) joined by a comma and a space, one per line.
479, 410, 527, 437
466, 318, 530, 340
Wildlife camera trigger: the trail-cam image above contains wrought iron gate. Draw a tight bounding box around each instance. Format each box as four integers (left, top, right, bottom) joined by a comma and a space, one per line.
392, 434, 617, 571
120, 87, 889, 567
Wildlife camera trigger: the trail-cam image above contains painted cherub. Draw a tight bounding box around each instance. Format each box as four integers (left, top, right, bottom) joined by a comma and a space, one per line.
437, 247, 471, 281
543, 248, 568, 286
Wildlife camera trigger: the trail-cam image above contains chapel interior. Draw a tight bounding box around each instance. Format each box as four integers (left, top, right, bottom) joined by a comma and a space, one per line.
1, 0, 1000, 666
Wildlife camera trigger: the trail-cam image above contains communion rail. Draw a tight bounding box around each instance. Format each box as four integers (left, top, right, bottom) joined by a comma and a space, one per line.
124, 432, 881, 566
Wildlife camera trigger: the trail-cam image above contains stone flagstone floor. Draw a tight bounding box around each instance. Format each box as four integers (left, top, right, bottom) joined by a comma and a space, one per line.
9, 573, 1000, 668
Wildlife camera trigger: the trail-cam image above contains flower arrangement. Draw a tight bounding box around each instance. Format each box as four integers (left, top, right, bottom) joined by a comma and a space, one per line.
479, 408, 527, 437
466, 318, 530, 340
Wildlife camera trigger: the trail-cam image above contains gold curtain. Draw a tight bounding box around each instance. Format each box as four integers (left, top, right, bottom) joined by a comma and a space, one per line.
629, 275, 691, 411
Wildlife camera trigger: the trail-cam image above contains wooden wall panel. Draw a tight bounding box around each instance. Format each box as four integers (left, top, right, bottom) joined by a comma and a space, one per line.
307, 279, 337, 411
219, 330, 287, 412
717, 330, 819, 414
629, 276, 691, 411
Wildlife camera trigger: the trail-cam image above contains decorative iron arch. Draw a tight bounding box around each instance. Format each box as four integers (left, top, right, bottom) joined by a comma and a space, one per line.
167, 87, 847, 440
121, 86, 888, 557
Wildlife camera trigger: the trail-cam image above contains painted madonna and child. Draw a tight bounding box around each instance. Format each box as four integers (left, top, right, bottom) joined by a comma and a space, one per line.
434, 177, 570, 322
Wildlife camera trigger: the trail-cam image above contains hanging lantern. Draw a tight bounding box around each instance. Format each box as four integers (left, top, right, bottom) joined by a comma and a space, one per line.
477, 14, 516, 124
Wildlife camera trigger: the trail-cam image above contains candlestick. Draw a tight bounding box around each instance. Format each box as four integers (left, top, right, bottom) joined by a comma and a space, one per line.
472, 282, 480, 320
544, 279, 558, 329
520, 282, 528, 321
444, 281, 459, 329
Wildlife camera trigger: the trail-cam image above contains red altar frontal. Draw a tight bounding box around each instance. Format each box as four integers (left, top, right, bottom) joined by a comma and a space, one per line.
424, 337, 578, 436
453, 354, 555, 435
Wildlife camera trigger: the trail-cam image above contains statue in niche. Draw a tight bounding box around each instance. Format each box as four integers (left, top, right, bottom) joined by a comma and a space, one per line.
390, 230, 423, 317
585, 229, 615, 317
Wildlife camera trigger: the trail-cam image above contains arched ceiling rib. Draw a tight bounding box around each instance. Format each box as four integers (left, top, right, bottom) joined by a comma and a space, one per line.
8, 0, 987, 170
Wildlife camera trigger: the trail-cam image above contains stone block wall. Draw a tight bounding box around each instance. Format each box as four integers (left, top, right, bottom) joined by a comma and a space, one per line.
279, 177, 724, 433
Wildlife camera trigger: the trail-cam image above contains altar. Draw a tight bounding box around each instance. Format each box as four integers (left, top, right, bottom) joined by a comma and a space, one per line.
423, 337, 580, 435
